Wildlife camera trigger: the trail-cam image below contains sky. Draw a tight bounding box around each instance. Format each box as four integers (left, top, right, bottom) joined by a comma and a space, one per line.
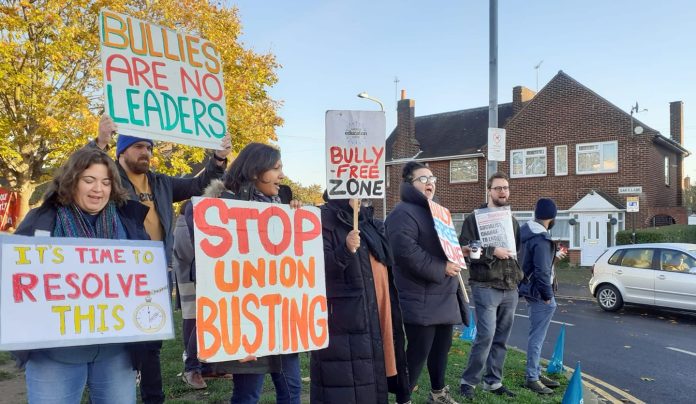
230, 0, 696, 187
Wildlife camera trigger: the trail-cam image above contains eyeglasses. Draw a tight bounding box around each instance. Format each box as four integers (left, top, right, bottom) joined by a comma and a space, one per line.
412, 176, 437, 184
490, 186, 510, 192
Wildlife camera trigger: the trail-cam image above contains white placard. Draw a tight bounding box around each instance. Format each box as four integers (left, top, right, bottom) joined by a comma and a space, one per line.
0, 235, 172, 350
100, 9, 227, 149
192, 198, 327, 362
626, 196, 640, 213
488, 128, 506, 162
325, 110, 386, 199
474, 206, 517, 256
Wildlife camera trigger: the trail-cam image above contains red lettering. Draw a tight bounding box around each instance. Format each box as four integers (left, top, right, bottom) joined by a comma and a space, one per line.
66, 273, 81, 299
151, 62, 169, 91
113, 249, 126, 264
75, 247, 88, 264
228, 207, 259, 254
293, 209, 321, 256
12, 273, 38, 303
134, 274, 148, 296
132, 57, 153, 88
117, 274, 133, 297
258, 206, 291, 255
194, 198, 232, 258
43, 273, 64, 301
103, 274, 118, 298
82, 273, 103, 299
330, 146, 343, 164
180, 68, 202, 97
105, 54, 134, 85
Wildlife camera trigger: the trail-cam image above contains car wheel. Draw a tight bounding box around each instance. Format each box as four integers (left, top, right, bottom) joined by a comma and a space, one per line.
596, 284, 623, 311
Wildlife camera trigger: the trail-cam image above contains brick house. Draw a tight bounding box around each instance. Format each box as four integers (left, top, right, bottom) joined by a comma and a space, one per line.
377, 71, 690, 265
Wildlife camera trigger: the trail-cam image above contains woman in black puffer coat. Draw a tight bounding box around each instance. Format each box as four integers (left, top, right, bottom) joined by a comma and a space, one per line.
310, 196, 410, 404
384, 161, 464, 404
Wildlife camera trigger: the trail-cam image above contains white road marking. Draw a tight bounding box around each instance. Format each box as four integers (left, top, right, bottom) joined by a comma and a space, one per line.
513, 313, 575, 326
666, 346, 696, 357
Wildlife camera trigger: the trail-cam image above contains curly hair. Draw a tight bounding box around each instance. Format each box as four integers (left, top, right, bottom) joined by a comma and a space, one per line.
401, 161, 429, 183
45, 148, 129, 206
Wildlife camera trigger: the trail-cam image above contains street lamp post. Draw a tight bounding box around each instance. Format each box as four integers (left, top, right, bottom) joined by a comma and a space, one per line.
629, 102, 647, 243
357, 92, 386, 219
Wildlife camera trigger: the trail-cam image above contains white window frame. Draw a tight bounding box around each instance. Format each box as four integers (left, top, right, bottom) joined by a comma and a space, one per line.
665, 156, 670, 186
510, 147, 547, 178
555, 145, 568, 176
449, 158, 478, 183
575, 141, 618, 175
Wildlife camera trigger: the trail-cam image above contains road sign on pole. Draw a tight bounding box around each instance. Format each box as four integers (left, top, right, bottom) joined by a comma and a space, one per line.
626, 196, 639, 213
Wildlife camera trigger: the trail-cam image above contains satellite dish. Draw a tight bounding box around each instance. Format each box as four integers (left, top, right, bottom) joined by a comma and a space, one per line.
634, 125, 644, 135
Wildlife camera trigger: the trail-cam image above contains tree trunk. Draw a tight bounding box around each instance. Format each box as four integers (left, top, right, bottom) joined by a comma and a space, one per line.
17, 181, 37, 224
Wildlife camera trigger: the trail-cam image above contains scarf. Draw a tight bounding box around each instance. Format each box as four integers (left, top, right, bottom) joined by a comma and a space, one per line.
326, 199, 394, 267
54, 202, 119, 239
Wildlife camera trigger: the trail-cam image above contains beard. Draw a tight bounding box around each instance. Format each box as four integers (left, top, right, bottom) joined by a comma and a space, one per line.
547, 219, 556, 230
124, 156, 150, 174
490, 196, 509, 207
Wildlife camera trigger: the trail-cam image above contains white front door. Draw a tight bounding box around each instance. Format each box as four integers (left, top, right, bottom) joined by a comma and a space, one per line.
579, 214, 607, 266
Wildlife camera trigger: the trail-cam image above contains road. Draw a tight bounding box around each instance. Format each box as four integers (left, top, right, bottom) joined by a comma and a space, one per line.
507, 298, 696, 404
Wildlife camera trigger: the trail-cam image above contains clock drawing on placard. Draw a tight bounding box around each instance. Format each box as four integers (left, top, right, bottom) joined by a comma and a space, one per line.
133, 296, 166, 333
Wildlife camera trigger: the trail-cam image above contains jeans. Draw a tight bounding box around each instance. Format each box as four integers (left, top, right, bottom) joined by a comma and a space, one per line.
25, 348, 135, 404
404, 324, 453, 391
231, 353, 301, 404
526, 296, 557, 381
271, 354, 302, 404
460, 286, 518, 389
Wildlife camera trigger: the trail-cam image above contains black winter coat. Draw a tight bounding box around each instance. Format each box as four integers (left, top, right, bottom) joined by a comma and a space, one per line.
310, 202, 409, 404
384, 183, 462, 326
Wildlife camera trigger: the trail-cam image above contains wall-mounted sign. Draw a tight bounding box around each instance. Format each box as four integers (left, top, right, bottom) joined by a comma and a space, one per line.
619, 186, 642, 194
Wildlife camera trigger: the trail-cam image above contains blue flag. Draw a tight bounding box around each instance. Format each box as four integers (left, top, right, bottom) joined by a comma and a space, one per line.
547, 323, 566, 374
562, 362, 583, 404
460, 308, 477, 341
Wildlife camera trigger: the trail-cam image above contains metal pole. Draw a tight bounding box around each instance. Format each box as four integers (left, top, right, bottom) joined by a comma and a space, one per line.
487, 0, 499, 191
632, 213, 636, 244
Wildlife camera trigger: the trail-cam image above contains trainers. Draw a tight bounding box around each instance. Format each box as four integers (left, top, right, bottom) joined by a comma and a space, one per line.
540, 375, 560, 388
427, 385, 460, 404
459, 384, 475, 399
525, 380, 553, 395
182, 370, 207, 389
489, 385, 516, 397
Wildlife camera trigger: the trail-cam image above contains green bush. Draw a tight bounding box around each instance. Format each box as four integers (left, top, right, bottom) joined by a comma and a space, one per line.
616, 224, 696, 245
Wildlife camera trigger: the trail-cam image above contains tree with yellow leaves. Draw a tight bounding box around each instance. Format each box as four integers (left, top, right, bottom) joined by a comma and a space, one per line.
0, 0, 282, 220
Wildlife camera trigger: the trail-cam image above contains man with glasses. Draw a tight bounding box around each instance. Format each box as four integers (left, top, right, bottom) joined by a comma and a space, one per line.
458, 172, 522, 400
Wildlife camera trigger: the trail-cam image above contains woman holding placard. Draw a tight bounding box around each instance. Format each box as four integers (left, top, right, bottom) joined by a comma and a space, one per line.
14, 148, 149, 403
185, 142, 302, 404
310, 195, 410, 404
384, 161, 463, 404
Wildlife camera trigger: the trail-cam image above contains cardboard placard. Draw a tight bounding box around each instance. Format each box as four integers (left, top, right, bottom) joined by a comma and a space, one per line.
474, 206, 517, 257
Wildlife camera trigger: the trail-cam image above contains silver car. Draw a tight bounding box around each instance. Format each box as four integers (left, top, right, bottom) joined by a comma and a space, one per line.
589, 243, 696, 311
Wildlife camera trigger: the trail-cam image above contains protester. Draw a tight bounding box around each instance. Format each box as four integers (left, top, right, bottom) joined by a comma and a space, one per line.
91, 115, 231, 404
311, 196, 410, 404
186, 142, 301, 404
14, 148, 150, 403
458, 172, 521, 399
172, 200, 208, 389
518, 198, 562, 394
384, 161, 463, 404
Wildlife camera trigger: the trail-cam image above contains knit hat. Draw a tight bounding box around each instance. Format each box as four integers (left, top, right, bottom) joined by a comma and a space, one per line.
116, 134, 154, 158
535, 198, 557, 220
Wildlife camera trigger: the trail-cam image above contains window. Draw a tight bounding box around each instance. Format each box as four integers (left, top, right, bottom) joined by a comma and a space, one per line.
450, 159, 478, 183
619, 248, 654, 269
555, 145, 568, 176
660, 250, 695, 273
576, 141, 618, 174
664, 156, 670, 186
511, 147, 546, 178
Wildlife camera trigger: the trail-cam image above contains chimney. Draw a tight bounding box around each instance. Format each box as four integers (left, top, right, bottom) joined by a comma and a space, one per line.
394, 89, 419, 159
670, 101, 684, 144
513, 86, 536, 114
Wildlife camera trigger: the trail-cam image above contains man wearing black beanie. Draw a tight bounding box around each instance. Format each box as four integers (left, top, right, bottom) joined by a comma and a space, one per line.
518, 198, 562, 395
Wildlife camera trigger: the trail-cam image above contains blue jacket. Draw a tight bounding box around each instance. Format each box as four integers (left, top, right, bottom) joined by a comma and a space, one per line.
518, 220, 556, 301
384, 182, 461, 326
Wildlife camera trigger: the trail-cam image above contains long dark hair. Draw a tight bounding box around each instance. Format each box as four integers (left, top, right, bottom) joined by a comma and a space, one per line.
223, 143, 281, 194
45, 148, 129, 206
